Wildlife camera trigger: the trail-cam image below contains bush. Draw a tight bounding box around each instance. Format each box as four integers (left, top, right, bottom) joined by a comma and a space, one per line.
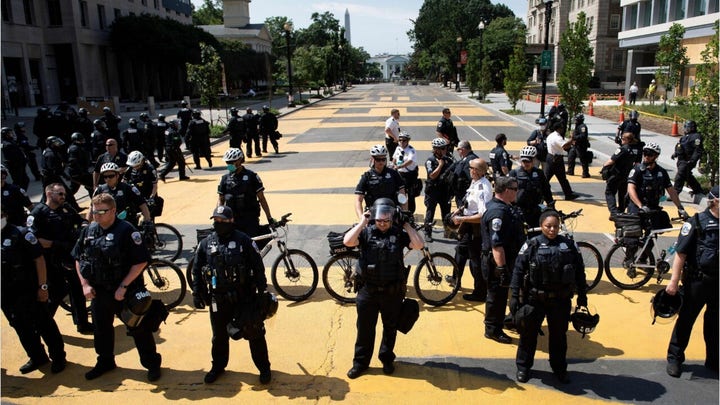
210, 125, 225, 138
309, 94, 324, 99
299, 99, 310, 105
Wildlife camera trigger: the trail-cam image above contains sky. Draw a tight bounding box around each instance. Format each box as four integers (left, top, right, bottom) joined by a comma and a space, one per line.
191, 1, 528, 56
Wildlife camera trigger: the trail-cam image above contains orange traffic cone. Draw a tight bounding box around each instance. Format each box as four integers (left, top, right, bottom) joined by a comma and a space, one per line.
618, 93, 623, 102
592, 94, 597, 103
553, 97, 559, 107
588, 101, 594, 116
671, 115, 679, 136
536, 94, 540, 103
619, 108, 625, 123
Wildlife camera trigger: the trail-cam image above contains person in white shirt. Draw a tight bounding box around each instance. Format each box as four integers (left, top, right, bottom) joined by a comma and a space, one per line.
544, 122, 579, 200
391, 132, 419, 213
629, 81, 639, 105
384, 109, 401, 158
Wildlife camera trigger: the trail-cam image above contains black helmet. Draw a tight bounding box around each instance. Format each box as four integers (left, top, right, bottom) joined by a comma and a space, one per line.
13, 122, 25, 132
139, 112, 149, 120
570, 306, 599, 338
513, 303, 543, 336
370, 198, 396, 223
78, 107, 88, 117
128, 118, 138, 127
93, 119, 106, 129
558, 103, 565, 109
120, 287, 152, 328
230, 107, 239, 115
192, 109, 201, 118
262, 105, 270, 112
629, 110, 639, 120
103, 106, 111, 113
181, 100, 188, 106
651, 289, 682, 325
575, 113, 585, 122
684, 120, 697, 133
443, 213, 459, 231
46, 136, 65, 148
71, 132, 84, 143
1, 127, 12, 138
257, 291, 279, 319
537, 117, 548, 125
158, 113, 166, 121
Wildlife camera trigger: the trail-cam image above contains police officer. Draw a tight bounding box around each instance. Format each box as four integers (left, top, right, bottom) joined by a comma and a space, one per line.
602, 132, 638, 219
2, 126, 30, 190
176, 100, 192, 138
665, 185, 719, 377
67, 132, 94, 200
391, 132, 419, 213
566, 114, 590, 178
423, 138, 454, 242
527, 117, 549, 169
154, 114, 169, 162
187, 109, 212, 169
343, 198, 424, 378
489, 133, 513, 177
15, 122, 42, 181
121, 118, 144, 155
354, 144, 407, 220
138, 113, 159, 167
2, 164, 33, 226
74, 107, 94, 142
33, 106, 52, 150
450, 158, 492, 302
243, 107, 261, 158
509, 146, 555, 230
91, 163, 152, 228
616, 110, 642, 149
93, 138, 128, 189
545, 122, 579, 201
225, 107, 245, 148
101, 106, 122, 142
72, 193, 162, 381
158, 120, 189, 183
510, 209, 588, 383
480, 176, 525, 344
41, 136, 82, 212
2, 208, 67, 374
548, 103, 568, 131
191, 205, 272, 384
53, 101, 78, 144
672, 120, 704, 196
124, 151, 158, 201
385, 108, 401, 158
259, 105, 280, 154
449, 140, 479, 206
217, 148, 274, 237
90, 119, 109, 163
28, 183, 91, 332
436, 107, 459, 148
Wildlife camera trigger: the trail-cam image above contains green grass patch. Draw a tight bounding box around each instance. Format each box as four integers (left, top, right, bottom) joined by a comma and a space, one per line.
500, 109, 523, 115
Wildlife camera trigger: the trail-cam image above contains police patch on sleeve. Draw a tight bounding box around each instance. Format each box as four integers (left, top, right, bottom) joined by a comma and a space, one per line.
491, 218, 502, 232
628, 169, 635, 178
25, 231, 38, 245
25, 215, 34, 227
695, 139, 701, 146
131, 186, 141, 195
680, 222, 692, 236
518, 242, 529, 255
131, 231, 143, 245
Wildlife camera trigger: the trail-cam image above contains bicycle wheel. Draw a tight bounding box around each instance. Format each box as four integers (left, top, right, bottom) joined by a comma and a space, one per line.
577, 241, 603, 291
144, 258, 187, 309
413, 252, 460, 306
151, 223, 183, 262
271, 249, 318, 302
322, 252, 360, 304
604, 244, 655, 289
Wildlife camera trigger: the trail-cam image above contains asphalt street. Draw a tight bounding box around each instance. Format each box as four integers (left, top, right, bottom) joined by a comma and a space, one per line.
1, 83, 717, 404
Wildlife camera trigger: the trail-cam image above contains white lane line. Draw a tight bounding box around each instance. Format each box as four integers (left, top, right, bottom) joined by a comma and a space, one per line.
434, 97, 490, 142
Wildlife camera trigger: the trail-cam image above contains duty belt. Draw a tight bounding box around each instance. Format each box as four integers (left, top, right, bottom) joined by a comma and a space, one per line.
548, 154, 564, 161
363, 280, 403, 294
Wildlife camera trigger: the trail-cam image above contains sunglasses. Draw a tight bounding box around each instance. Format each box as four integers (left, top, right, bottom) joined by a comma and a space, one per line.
374, 157, 387, 162
52, 191, 66, 196
103, 174, 117, 179
92, 208, 112, 216
642, 151, 658, 157
507, 186, 518, 191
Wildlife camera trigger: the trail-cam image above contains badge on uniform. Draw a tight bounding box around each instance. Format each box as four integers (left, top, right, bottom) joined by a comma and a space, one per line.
2, 190, 8, 196
243, 175, 249, 181
132, 186, 141, 195
25, 232, 38, 245
680, 222, 692, 236
559, 242, 569, 250
492, 218, 503, 232
26, 215, 34, 227
228, 241, 236, 250
3, 238, 12, 246
132, 231, 143, 245
628, 169, 635, 177
117, 190, 124, 197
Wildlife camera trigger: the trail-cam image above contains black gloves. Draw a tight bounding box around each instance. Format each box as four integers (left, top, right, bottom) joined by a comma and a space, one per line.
509, 295, 520, 315
193, 294, 206, 309
576, 294, 588, 308
678, 208, 689, 220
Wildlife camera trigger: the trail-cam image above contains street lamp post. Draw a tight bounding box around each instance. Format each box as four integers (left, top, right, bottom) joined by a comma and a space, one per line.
283, 22, 296, 108
540, 0, 553, 118
455, 36, 462, 92
478, 21, 485, 100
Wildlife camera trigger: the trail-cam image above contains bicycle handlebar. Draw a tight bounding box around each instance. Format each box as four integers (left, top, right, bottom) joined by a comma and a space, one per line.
558, 208, 583, 221
271, 213, 293, 229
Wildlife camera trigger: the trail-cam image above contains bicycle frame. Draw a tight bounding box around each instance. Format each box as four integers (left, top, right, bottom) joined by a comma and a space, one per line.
629, 226, 680, 276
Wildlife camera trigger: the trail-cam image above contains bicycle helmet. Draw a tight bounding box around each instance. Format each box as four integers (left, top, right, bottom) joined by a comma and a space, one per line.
651, 289, 683, 325
127, 151, 145, 166
71, 132, 84, 143
370, 144, 387, 157
100, 162, 120, 174
684, 120, 697, 133
223, 148, 245, 163
398, 131, 411, 140
570, 305, 600, 338
643, 142, 661, 155
520, 145, 538, 159
432, 138, 448, 148
46, 136, 65, 148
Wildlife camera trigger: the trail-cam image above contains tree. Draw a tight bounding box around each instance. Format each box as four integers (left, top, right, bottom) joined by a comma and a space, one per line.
557, 12, 593, 124
656, 23, 689, 103
186, 43, 223, 113
504, 43, 527, 111
192, 0, 223, 25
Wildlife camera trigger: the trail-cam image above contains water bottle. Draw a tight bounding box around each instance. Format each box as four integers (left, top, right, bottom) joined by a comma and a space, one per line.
397, 153, 404, 167
659, 194, 668, 202
211, 275, 217, 290
668, 242, 677, 255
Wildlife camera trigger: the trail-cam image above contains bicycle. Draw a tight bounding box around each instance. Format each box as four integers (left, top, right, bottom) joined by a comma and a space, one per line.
136, 199, 183, 262
322, 222, 460, 307
186, 213, 319, 302
604, 212, 683, 289
526, 209, 604, 291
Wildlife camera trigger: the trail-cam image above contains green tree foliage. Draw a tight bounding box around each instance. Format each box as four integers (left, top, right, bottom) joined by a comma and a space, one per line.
689, 21, 718, 185
656, 24, 689, 94
219, 40, 270, 92
472, 17, 526, 91
557, 12, 593, 123
186, 43, 223, 108
504, 43, 527, 110
192, 0, 223, 25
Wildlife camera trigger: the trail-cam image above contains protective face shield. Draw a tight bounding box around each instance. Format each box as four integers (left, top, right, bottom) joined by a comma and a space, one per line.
651, 289, 683, 325
371, 204, 396, 224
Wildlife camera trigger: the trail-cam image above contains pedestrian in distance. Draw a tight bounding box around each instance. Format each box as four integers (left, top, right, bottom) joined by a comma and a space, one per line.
343, 198, 424, 379
191, 205, 274, 385
510, 209, 588, 384
176, 100, 192, 139
186, 109, 212, 170
385, 108, 401, 158
225, 107, 246, 149
243, 108, 262, 158
647, 79, 657, 105
259, 105, 280, 154
664, 185, 719, 378
544, 122, 579, 201
629, 81, 639, 105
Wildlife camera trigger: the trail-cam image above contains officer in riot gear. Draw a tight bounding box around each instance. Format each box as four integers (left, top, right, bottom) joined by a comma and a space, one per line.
158, 120, 189, 182
90, 119, 109, 162
101, 106, 122, 142
509, 146, 555, 230
354, 144, 407, 220
74, 107, 94, 142
154, 114, 169, 162
217, 148, 274, 237
2, 208, 67, 374
15, 122, 42, 181
547, 103, 568, 131
191, 205, 272, 385
510, 209, 587, 383
33, 106, 53, 150
259, 105, 280, 154
225, 107, 246, 148
343, 198, 424, 379
72, 193, 161, 381
176, 100, 192, 138
242, 108, 261, 158
2, 126, 30, 190
602, 132, 638, 219
672, 120, 705, 196
67, 132, 94, 199
41, 136, 82, 212
138, 113, 159, 167
2, 165, 33, 226
186, 109, 212, 169
664, 185, 719, 378
566, 114, 591, 177
121, 118, 144, 154
616, 110, 642, 157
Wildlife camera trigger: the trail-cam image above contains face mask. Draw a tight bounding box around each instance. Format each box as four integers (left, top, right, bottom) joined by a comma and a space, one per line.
540, 125, 546, 131
1, 217, 6, 230
117, 210, 127, 220
213, 221, 235, 237
227, 164, 237, 173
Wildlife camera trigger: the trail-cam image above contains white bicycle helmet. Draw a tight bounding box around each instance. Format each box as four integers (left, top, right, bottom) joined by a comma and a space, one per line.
100, 162, 120, 174
126, 151, 145, 166
520, 145, 538, 159
431, 138, 448, 148
370, 144, 387, 157
398, 131, 411, 140
643, 142, 661, 155
223, 148, 245, 162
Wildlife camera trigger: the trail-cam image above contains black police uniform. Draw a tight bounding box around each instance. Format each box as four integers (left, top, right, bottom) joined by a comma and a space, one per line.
121, 126, 144, 155
2, 224, 66, 369
101, 111, 122, 142
354, 166, 406, 209
509, 166, 554, 229
423, 155, 453, 237
259, 111, 279, 154
191, 229, 271, 376
154, 119, 168, 161
451, 151, 478, 205
187, 117, 212, 169
72, 220, 161, 373
604, 144, 638, 216
139, 119, 159, 167
74, 115, 94, 142
16, 126, 42, 181
616, 119, 642, 150
28, 202, 88, 323
626, 163, 672, 215
34, 108, 52, 149
94, 151, 128, 185
567, 122, 590, 177
40, 146, 81, 211
243, 111, 261, 158
527, 128, 548, 164
511, 234, 587, 376
90, 128, 108, 162
67, 141, 94, 197
666, 208, 719, 370
436, 116, 459, 147
92, 182, 146, 227
125, 161, 158, 200
672, 130, 704, 195
2, 134, 30, 190
489, 145, 512, 178
480, 197, 525, 337
2, 182, 32, 226
158, 125, 187, 180
218, 168, 265, 236
226, 114, 246, 148
548, 105, 568, 131
176, 107, 192, 137
352, 223, 410, 370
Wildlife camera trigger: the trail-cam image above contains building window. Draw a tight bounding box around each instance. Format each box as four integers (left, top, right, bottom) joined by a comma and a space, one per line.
612, 49, 624, 70
141, 0, 146, 5
79, 0, 88, 27
97, 4, 106, 29
23, 0, 34, 24
628, 4, 638, 29
673, 0, 686, 20
47, 0, 62, 25
2, 0, 12, 22
114, 7, 120, 20
691, 0, 707, 16
610, 14, 620, 30
153, 0, 159, 9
